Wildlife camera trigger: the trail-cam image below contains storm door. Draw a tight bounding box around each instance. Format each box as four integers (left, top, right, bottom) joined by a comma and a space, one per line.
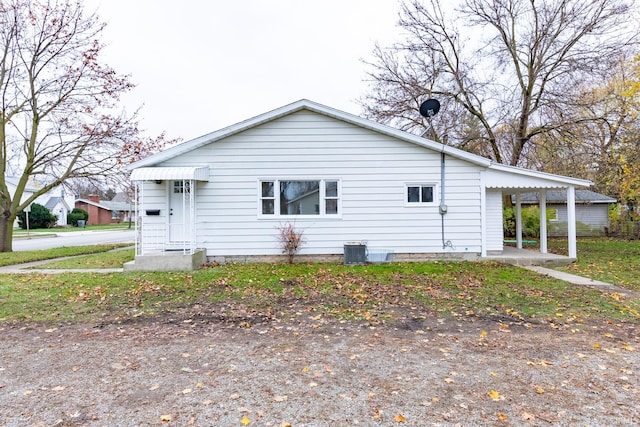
168, 180, 194, 247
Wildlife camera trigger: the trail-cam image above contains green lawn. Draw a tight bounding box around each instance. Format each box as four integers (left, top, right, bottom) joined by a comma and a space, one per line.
13, 223, 133, 234
0, 238, 638, 325
33, 248, 135, 269
549, 238, 640, 291
0, 259, 637, 325
0, 244, 132, 267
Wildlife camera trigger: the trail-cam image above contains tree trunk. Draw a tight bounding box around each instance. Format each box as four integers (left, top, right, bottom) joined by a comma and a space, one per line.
0, 213, 14, 252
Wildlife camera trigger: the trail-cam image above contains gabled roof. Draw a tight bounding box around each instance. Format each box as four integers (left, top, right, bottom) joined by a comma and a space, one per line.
5, 176, 39, 193
129, 99, 592, 188
76, 198, 133, 211
516, 190, 617, 204
129, 99, 492, 169
44, 196, 71, 211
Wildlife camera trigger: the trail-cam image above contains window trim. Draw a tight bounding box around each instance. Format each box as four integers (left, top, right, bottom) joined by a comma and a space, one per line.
405, 183, 437, 206
258, 178, 342, 218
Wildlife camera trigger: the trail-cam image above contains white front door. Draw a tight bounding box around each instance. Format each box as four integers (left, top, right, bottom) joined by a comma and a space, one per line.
168, 180, 192, 245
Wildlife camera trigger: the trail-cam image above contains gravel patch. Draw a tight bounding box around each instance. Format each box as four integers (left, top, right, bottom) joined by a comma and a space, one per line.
0, 315, 638, 426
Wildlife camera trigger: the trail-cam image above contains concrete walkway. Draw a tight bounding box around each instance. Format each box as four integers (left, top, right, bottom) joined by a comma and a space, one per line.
524, 265, 638, 299
0, 258, 123, 274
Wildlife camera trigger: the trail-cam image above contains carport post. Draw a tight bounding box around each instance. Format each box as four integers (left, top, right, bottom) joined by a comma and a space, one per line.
539, 190, 547, 254
567, 186, 577, 258
515, 193, 522, 249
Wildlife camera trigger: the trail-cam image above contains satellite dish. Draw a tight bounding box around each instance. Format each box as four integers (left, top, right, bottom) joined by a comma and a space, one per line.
419, 99, 440, 118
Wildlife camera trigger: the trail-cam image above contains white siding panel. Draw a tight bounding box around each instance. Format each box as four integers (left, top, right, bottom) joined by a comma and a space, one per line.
154, 111, 484, 257
485, 190, 504, 252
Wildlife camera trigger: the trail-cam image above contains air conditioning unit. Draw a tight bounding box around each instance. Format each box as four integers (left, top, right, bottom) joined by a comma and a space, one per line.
344, 242, 367, 265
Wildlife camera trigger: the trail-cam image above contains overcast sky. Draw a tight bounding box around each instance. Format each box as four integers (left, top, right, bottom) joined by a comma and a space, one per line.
84, 0, 403, 142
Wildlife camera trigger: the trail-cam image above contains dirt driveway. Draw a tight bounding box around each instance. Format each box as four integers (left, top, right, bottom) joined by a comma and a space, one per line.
1, 311, 638, 427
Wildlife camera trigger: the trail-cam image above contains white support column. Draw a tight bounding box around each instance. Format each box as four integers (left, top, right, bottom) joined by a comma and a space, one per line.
567, 186, 577, 258
190, 179, 196, 254
480, 174, 487, 257
515, 193, 523, 249
540, 190, 547, 254
134, 182, 139, 256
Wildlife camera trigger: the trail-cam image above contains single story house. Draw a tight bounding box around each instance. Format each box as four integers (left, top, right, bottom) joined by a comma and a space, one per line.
43, 196, 73, 226
6, 177, 75, 227
516, 190, 616, 237
127, 99, 591, 270
75, 195, 133, 225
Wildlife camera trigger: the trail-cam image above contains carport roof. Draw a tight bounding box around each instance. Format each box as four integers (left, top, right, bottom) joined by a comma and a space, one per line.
129, 166, 210, 181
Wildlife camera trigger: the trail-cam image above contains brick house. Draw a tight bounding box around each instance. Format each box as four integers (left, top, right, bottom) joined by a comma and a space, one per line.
75, 195, 133, 225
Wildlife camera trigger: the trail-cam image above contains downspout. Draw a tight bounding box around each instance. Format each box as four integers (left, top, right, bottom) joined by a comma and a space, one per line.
440, 146, 453, 250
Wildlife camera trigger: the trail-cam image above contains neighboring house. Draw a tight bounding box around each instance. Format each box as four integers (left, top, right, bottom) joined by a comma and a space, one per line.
6, 177, 75, 227
43, 197, 73, 226
127, 99, 591, 270
5, 176, 37, 228
75, 195, 133, 225
516, 190, 616, 237
34, 185, 76, 226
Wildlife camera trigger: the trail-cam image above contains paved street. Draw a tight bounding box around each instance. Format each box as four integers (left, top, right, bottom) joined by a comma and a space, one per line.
12, 229, 135, 251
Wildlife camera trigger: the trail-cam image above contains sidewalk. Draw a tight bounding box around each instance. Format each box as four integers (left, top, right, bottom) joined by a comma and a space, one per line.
0, 257, 123, 274
524, 265, 638, 299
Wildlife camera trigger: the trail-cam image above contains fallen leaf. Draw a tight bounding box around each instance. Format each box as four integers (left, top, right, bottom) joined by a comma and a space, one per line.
489, 390, 502, 401
394, 413, 406, 423
522, 412, 535, 421
241, 416, 250, 425
497, 413, 507, 420
535, 385, 545, 394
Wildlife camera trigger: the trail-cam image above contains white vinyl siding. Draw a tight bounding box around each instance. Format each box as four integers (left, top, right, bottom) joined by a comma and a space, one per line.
547, 203, 610, 236
485, 189, 504, 252
155, 110, 484, 256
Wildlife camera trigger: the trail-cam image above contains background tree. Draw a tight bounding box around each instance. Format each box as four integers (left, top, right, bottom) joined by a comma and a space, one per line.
361, 0, 639, 168
67, 207, 88, 227
0, 0, 154, 251
16, 202, 56, 229
534, 55, 640, 206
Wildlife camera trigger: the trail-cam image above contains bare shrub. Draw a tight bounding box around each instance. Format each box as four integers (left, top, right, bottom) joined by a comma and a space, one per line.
276, 222, 305, 264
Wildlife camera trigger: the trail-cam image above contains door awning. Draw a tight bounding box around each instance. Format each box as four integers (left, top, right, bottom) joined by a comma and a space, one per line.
130, 166, 209, 181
